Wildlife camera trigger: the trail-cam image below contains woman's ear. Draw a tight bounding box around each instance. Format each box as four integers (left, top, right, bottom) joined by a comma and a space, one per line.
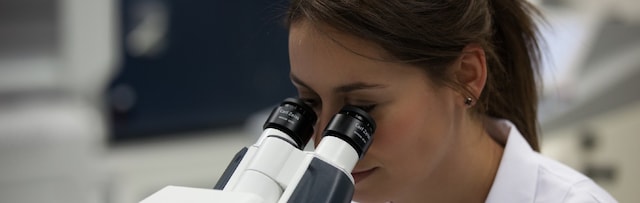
453, 43, 487, 102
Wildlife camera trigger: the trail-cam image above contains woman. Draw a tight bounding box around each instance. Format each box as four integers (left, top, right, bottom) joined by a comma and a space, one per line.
285, 0, 616, 202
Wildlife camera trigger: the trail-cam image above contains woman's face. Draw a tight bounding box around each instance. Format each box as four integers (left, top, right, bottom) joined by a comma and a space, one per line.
289, 22, 464, 202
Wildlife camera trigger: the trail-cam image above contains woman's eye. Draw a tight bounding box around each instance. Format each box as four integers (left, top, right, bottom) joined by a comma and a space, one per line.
353, 104, 376, 112
300, 98, 320, 109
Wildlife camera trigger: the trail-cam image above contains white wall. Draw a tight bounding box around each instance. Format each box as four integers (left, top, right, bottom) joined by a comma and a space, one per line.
542, 101, 640, 202
105, 129, 254, 203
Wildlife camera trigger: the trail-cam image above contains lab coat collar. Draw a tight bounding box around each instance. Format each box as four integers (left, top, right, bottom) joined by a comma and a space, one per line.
485, 119, 538, 203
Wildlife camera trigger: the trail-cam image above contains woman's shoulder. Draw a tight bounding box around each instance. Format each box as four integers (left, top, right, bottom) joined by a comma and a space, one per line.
485, 119, 617, 203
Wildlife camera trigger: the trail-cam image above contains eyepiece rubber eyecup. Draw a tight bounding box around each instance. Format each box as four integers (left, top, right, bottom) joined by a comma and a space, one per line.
323, 105, 376, 158
263, 98, 317, 149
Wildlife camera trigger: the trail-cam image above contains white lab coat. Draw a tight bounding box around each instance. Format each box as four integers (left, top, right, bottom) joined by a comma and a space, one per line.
485, 119, 618, 203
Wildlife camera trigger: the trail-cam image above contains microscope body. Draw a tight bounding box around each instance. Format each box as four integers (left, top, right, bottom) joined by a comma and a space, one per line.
213, 129, 358, 203
141, 98, 375, 203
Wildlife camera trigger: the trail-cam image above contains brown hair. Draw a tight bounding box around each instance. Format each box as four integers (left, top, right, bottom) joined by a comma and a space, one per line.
287, 0, 543, 151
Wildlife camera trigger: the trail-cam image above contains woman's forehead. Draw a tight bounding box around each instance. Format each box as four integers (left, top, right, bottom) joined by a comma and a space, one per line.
289, 21, 391, 62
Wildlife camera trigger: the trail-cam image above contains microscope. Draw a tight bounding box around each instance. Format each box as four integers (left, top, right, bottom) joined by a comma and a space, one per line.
141, 98, 376, 203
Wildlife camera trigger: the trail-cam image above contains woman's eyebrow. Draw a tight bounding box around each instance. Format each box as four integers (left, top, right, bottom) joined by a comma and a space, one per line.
290, 73, 313, 91
334, 82, 386, 93
290, 73, 387, 94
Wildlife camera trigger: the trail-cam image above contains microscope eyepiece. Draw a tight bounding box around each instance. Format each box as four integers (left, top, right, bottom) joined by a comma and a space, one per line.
263, 98, 317, 149
322, 105, 376, 158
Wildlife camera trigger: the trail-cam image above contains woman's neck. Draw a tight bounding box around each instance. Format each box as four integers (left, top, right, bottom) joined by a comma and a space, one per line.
397, 117, 505, 203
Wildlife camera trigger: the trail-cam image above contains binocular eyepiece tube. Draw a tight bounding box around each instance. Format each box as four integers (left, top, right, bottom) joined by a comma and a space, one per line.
314, 105, 376, 173
220, 98, 376, 203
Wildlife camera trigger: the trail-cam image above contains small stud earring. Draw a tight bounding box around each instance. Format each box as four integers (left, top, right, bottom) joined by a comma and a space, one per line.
464, 97, 473, 106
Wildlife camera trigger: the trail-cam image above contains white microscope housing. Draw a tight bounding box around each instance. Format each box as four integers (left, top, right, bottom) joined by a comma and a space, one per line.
141, 98, 376, 203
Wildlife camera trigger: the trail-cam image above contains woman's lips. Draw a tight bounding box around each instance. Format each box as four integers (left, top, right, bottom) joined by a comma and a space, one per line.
351, 168, 376, 184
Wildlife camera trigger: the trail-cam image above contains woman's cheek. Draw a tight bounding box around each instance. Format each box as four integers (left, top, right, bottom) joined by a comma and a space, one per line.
370, 113, 416, 150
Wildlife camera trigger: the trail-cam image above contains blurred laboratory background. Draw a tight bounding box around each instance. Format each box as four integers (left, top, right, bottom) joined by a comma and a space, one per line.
0, 0, 638, 202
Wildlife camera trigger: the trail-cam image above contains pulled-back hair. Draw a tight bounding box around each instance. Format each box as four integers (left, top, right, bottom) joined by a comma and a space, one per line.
287, 0, 543, 151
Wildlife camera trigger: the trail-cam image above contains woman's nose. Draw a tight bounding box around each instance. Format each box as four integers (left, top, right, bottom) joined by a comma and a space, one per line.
312, 118, 327, 147
312, 108, 339, 146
